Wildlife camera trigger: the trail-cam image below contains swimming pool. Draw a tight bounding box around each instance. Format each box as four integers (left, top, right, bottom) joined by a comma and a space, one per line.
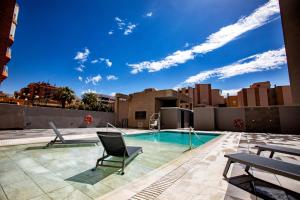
126, 131, 219, 148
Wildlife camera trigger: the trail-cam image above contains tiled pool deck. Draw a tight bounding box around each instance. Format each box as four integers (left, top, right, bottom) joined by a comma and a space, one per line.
0, 128, 299, 200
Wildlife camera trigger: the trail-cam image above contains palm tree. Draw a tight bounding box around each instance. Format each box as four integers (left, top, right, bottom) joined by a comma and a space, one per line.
55, 87, 75, 108
82, 93, 99, 110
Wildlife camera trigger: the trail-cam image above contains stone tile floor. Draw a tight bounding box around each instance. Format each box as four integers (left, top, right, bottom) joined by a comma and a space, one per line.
0, 128, 299, 200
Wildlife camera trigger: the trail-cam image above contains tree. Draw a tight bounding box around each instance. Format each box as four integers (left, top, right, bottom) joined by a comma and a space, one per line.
82, 93, 99, 110
55, 87, 75, 108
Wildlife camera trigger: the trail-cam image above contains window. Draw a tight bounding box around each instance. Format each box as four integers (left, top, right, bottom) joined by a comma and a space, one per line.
135, 111, 146, 119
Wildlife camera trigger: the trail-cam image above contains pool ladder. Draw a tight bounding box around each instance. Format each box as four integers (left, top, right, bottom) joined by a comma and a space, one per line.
106, 122, 127, 135
187, 127, 202, 150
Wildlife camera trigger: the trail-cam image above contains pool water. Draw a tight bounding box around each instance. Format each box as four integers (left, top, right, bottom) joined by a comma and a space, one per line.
126, 131, 219, 147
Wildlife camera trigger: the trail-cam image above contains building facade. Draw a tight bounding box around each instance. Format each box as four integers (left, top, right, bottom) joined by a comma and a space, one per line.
279, 0, 300, 104
237, 81, 293, 107
115, 88, 191, 129
14, 82, 60, 106
0, 0, 19, 83
225, 95, 238, 107
95, 94, 115, 111
178, 84, 224, 108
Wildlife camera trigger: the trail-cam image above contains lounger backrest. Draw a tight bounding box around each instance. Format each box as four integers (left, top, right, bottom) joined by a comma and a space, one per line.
48, 121, 65, 142
97, 132, 128, 157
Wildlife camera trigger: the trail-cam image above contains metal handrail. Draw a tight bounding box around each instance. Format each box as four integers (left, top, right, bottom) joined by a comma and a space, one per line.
106, 122, 127, 135
191, 127, 202, 140
187, 127, 203, 150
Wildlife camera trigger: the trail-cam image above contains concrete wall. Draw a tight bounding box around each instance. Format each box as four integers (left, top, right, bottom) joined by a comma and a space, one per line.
194, 106, 300, 134
0, 104, 115, 129
215, 107, 246, 132
0, 104, 24, 129
160, 109, 180, 129
194, 107, 215, 131
279, 106, 300, 134
160, 108, 192, 129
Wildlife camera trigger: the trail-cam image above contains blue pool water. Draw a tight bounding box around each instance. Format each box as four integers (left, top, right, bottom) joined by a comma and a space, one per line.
126, 131, 219, 147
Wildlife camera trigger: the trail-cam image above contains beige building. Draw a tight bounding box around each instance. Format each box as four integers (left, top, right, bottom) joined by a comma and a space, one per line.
178, 87, 193, 109
211, 89, 225, 106
237, 81, 293, 107
178, 84, 224, 108
225, 95, 238, 107
115, 88, 191, 129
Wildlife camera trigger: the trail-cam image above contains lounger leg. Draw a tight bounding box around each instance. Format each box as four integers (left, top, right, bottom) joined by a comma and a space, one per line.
223, 159, 233, 178
269, 151, 274, 158
92, 151, 107, 171
121, 151, 126, 175
256, 149, 262, 156
46, 136, 59, 147
100, 150, 106, 166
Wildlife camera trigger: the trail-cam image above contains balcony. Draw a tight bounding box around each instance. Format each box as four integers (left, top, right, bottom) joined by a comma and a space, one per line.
5, 48, 11, 64
8, 23, 17, 46
13, 4, 20, 24
0, 66, 8, 81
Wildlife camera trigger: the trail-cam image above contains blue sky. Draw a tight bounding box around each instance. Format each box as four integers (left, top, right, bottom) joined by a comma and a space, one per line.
0, 0, 289, 96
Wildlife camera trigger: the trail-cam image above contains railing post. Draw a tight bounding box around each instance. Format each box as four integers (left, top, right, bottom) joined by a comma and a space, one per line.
158, 113, 161, 132
189, 126, 192, 150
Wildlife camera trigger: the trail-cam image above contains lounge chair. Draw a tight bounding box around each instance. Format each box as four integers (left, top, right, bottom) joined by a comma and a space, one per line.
223, 153, 300, 180
223, 153, 300, 199
93, 131, 143, 175
47, 121, 99, 146
255, 144, 300, 158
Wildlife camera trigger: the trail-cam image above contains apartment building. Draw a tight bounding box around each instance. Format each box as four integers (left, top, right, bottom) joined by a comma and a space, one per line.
225, 95, 238, 107
178, 84, 224, 108
95, 94, 115, 111
237, 81, 293, 107
178, 87, 193, 109
15, 82, 59, 103
211, 89, 225, 106
0, 0, 19, 83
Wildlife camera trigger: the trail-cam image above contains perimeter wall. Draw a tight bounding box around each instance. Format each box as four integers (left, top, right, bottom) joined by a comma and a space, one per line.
0, 104, 115, 129
194, 106, 300, 134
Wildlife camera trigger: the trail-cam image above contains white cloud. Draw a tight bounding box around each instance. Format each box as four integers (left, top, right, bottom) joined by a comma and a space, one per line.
176, 47, 286, 88
81, 89, 97, 94
108, 30, 113, 35
78, 76, 83, 81
106, 75, 118, 81
114, 17, 137, 35
91, 58, 112, 67
221, 89, 241, 97
110, 92, 116, 96
85, 74, 102, 85
74, 48, 90, 63
146, 12, 153, 17
91, 59, 98, 64
184, 42, 190, 48
115, 17, 122, 22
105, 59, 112, 67
75, 64, 85, 72
128, 0, 280, 74
124, 23, 137, 35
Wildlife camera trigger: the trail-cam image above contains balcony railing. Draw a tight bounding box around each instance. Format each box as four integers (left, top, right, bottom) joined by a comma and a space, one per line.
6, 48, 11, 60
1, 66, 8, 78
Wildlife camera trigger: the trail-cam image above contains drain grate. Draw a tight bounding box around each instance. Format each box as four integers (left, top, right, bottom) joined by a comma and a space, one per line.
130, 167, 189, 200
